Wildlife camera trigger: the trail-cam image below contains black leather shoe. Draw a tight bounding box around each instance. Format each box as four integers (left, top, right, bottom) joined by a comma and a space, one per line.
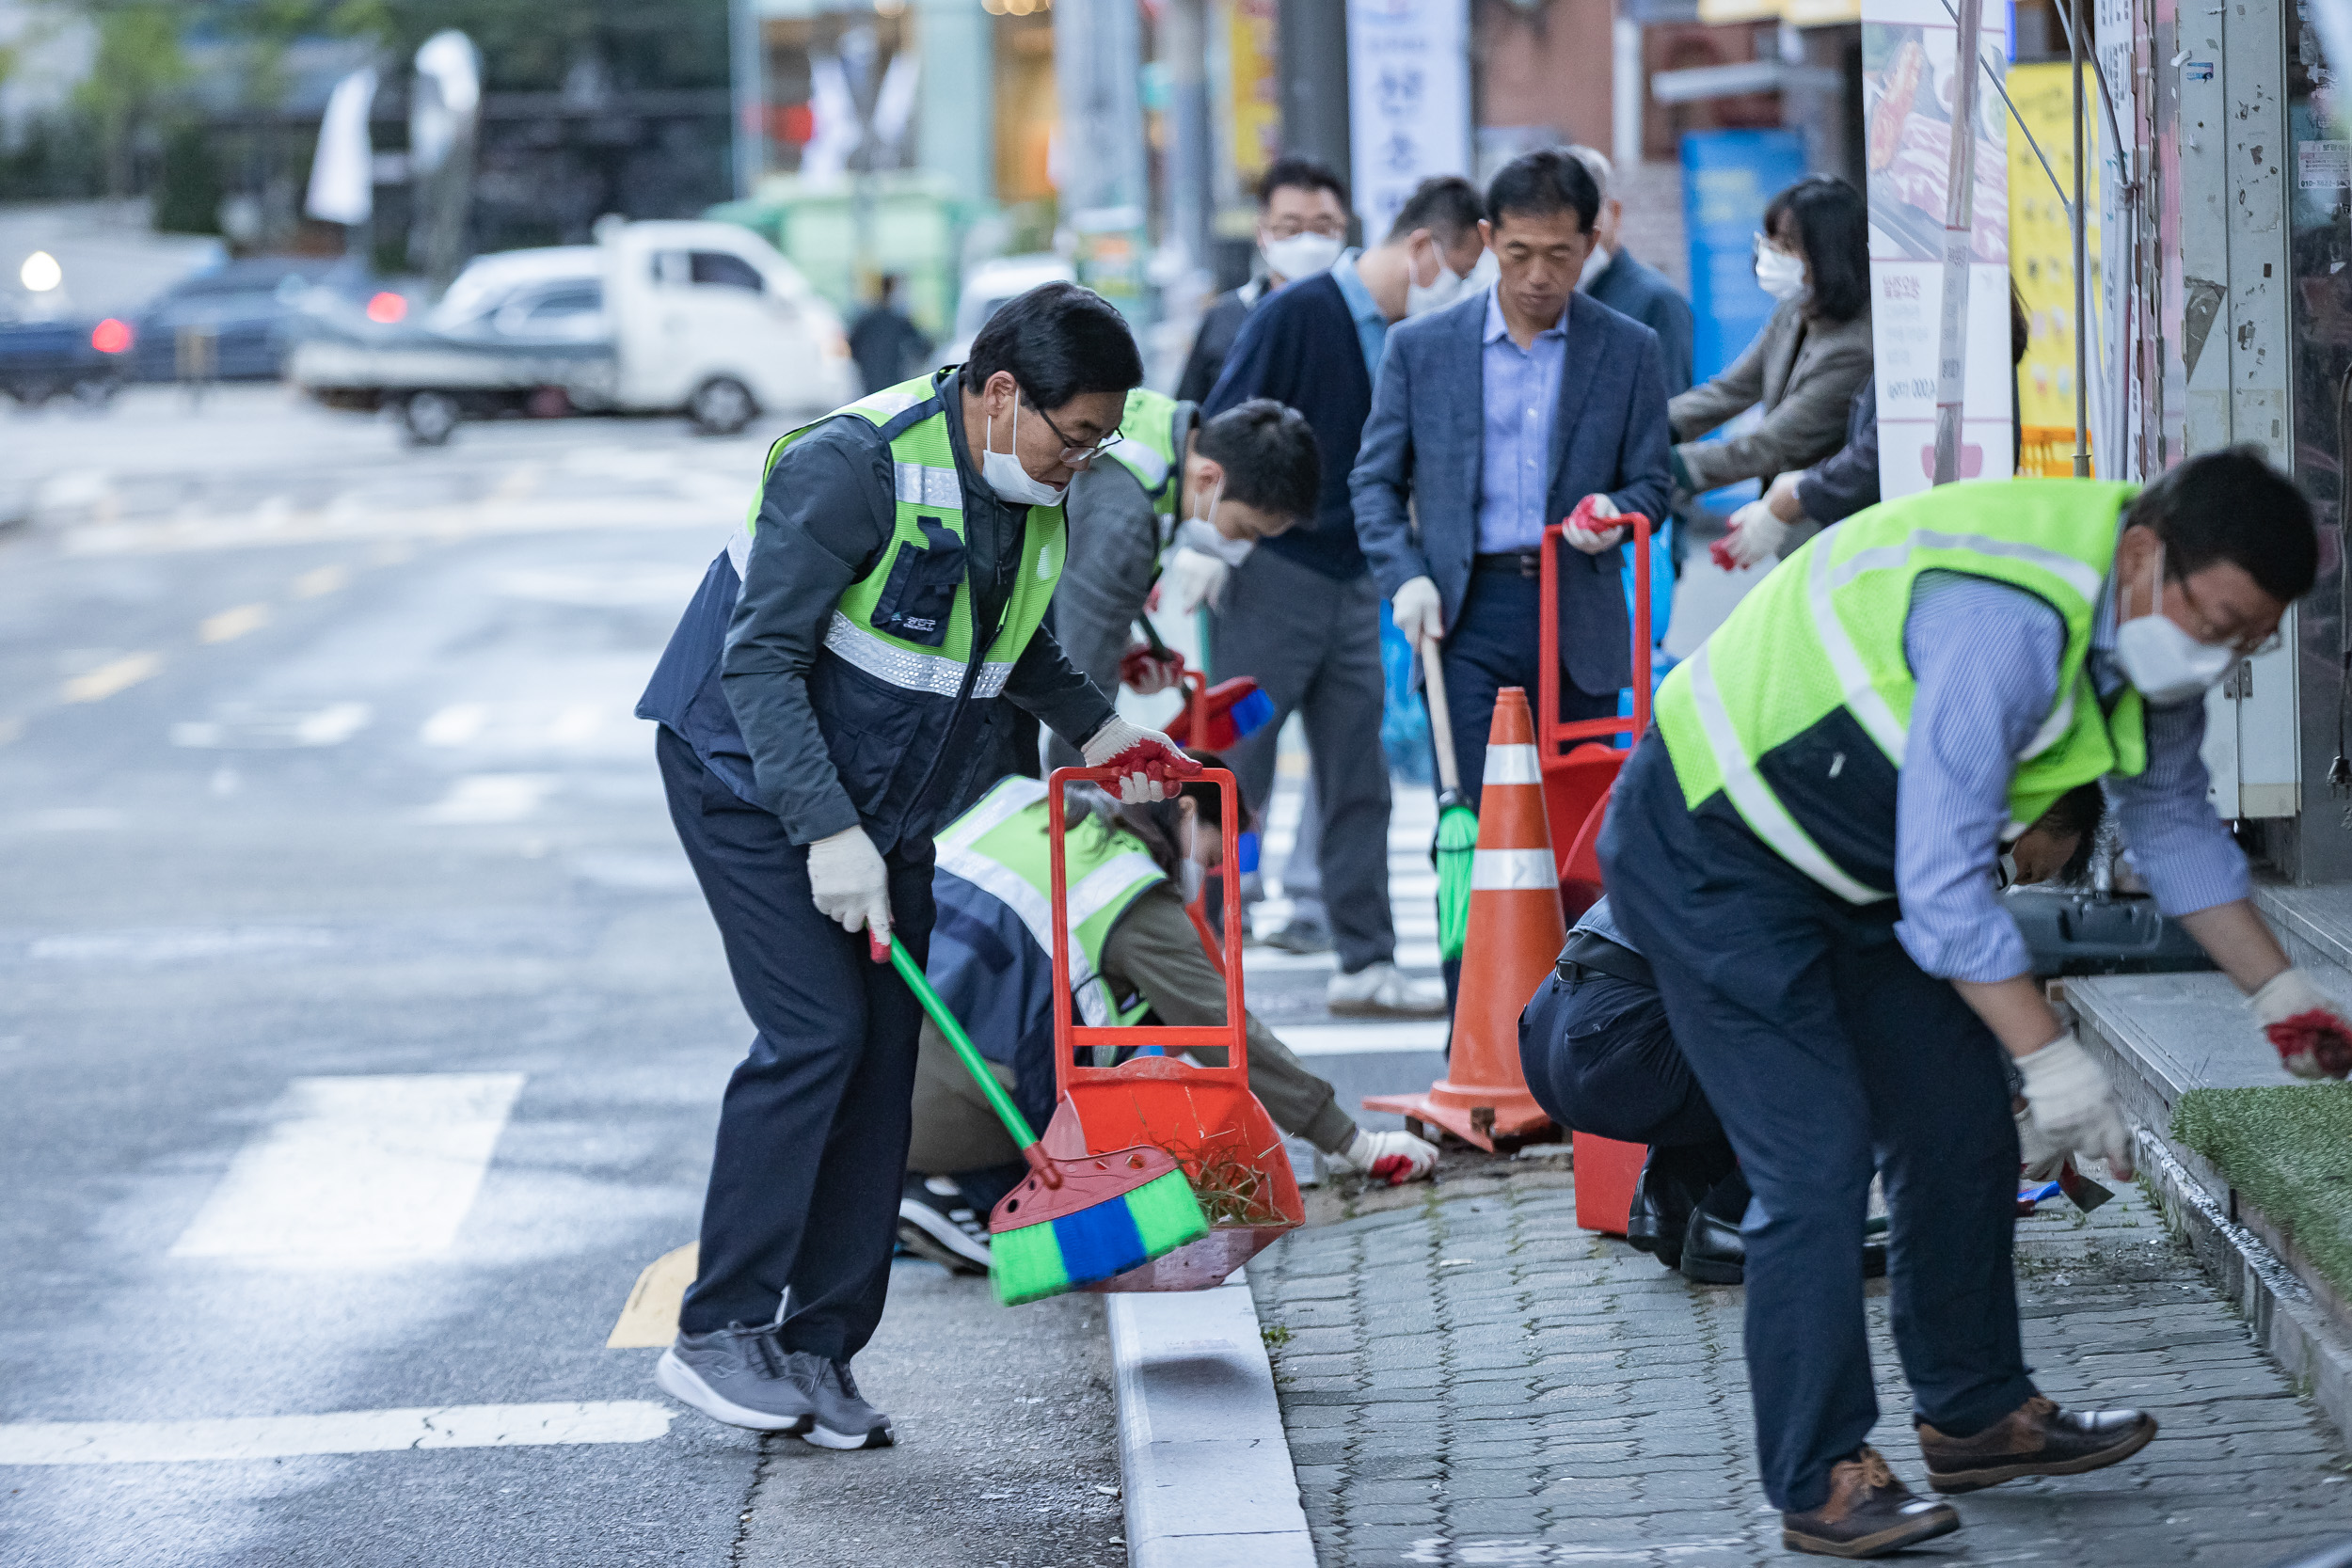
1624, 1150, 1697, 1270
1679, 1212, 1891, 1287
1917, 1394, 2156, 1493
1782, 1447, 1959, 1558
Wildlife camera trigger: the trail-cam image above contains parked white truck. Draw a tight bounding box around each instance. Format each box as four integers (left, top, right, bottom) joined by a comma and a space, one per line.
290, 219, 858, 445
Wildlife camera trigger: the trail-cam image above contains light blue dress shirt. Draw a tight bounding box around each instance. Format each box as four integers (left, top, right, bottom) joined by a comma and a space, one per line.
1327, 249, 1389, 383
1893, 569, 2245, 983
1474, 287, 1569, 553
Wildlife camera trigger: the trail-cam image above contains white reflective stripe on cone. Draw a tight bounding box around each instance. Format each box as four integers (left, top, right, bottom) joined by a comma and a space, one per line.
1470, 849, 1556, 890
1482, 744, 1541, 786
1685, 643, 1887, 906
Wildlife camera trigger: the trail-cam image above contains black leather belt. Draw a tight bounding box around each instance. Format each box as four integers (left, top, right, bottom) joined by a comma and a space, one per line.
1471, 550, 1544, 578
1556, 927, 1654, 990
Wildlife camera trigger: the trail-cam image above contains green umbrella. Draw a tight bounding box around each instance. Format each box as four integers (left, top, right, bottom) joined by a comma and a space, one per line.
1421, 635, 1479, 962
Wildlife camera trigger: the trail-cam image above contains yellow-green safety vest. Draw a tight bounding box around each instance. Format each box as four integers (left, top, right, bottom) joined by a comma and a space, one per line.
935, 776, 1164, 1027
1651, 479, 2149, 904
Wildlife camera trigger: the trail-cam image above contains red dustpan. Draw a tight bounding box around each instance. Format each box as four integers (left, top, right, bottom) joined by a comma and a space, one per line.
1042, 763, 1302, 1291
1538, 511, 1653, 919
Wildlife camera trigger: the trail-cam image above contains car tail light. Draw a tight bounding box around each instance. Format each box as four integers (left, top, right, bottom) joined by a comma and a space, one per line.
366, 292, 408, 325
90, 318, 133, 354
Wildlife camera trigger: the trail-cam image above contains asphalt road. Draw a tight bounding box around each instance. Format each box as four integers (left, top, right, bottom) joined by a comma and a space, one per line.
0, 389, 1446, 1566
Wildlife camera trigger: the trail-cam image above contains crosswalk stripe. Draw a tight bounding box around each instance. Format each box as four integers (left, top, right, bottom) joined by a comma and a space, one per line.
61, 654, 160, 704
0, 1402, 672, 1465
170, 1073, 523, 1261
1281, 1022, 1449, 1055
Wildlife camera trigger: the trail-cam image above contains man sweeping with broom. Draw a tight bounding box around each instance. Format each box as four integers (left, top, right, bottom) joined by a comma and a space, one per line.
635, 283, 1194, 1449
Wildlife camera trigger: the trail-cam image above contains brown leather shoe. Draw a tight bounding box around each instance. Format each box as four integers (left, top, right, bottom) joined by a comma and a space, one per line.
1917, 1394, 2156, 1494
1781, 1447, 1961, 1559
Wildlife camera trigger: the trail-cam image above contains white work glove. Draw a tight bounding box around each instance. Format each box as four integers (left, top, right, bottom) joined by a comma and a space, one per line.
1391, 576, 1444, 651
806, 824, 891, 937
1082, 716, 1192, 803
2016, 1031, 2134, 1178
2250, 967, 2352, 1079
2015, 1103, 2068, 1181
1721, 499, 1791, 569
1160, 546, 1229, 615
1336, 1128, 1439, 1185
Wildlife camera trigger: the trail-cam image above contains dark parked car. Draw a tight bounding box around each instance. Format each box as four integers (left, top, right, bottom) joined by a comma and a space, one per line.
0, 309, 135, 405
130, 257, 384, 383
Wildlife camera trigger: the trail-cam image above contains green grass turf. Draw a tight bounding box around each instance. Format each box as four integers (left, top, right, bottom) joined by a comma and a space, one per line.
2173, 1084, 2352, 1300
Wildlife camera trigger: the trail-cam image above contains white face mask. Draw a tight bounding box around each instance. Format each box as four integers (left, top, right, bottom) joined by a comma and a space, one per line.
1755, 241, 1807, 303
1464, 249, 1500, 292
1405, 239, 1469, 318
2115, 539, 2238, 705
1261, 230, 1343, 282
1578, 245, 1613, 292
1174, 480, 1252, 568
1994, 850, 2019, 892
981, 402, 1067, 508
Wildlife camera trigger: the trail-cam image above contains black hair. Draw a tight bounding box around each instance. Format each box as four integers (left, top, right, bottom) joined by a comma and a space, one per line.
1386, 175, 1485, 245
2035, 783, 2106, 884
1065, 752, 1231, 882
1196, 399, 1320, 524
2127, 448, 2319, 604
963, 281, 1144, 411
1258, 154, 1348, 211
1763, 175, 1869, 324
1485, 149, 1598, 236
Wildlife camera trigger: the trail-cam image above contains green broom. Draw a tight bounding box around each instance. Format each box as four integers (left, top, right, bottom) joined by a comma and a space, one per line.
1420, 635, 1478, 961
874, 933, 1209, 1305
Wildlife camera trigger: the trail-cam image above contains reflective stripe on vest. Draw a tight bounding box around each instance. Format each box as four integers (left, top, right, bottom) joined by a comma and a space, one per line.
739, 373, 1065, 701
935, 777, 1163, 1027
1655, 480, 2145, 904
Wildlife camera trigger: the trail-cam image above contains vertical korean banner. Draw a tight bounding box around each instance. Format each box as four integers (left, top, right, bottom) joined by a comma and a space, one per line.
1861, 0, 2011, 496
1345, 0, 1472, 241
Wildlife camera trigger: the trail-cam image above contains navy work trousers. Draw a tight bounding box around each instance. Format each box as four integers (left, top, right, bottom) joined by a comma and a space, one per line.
1597, 735, 2032, 1513
659, 726, 937, 1359
1429, 569, 1618, 812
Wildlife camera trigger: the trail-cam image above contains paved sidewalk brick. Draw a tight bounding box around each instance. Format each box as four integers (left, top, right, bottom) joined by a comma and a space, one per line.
1251, 1164, 2352, 1565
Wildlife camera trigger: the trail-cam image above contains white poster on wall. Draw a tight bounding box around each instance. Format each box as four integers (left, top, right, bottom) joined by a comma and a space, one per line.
1345, 0, 1472, 242
1861, 0, 2012, 496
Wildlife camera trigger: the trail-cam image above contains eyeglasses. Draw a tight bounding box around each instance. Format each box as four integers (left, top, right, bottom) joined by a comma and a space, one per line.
2173, 570, 2284, 657
1031, 400, 1124, 467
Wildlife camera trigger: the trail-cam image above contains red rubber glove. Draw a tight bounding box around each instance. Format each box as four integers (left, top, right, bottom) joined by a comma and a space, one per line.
1118, 641, 1183, 696
2252, 969, 2352, 1079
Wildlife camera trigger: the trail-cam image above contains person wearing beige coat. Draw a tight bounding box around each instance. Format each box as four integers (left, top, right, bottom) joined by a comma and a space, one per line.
1668, 175, 1875, 498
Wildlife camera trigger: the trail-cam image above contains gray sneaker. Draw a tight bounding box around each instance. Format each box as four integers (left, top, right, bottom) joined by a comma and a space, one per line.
655, 1323, 818, 1433
799, 1357, 895, 1450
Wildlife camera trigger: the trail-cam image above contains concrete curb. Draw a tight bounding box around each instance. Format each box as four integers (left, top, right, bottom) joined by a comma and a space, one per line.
1105, 1270, 1316, 1568
2132, 1127, 2352, 1448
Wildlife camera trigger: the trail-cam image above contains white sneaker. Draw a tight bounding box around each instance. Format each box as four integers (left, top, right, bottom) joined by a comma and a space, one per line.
1327, 960, 1448, 1019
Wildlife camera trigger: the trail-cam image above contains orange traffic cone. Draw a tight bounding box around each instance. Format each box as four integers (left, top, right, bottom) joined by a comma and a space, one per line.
1364, 687, 1563, 1150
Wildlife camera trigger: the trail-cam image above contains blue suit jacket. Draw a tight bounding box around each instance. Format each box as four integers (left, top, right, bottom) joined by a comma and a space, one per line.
1350, 289, 1674, 697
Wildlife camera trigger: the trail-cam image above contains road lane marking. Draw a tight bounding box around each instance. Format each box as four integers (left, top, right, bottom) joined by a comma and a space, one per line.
420, 773, 557, 824
61, 653, 160, 704
31, 927, 333, 962
0, 1402, 672, 1465
421, 704, 488, 746
199, 604, 270, 643
172, 702, 373, 750
548, 703, 604, 745
1279, 1023, 1449, 1056
170, 1072, 524, 1261
608, 1243, 698, 1348
292, 564, 349, 598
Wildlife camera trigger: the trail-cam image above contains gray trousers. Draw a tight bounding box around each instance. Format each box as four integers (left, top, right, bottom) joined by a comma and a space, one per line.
1209, 548, 1393, 974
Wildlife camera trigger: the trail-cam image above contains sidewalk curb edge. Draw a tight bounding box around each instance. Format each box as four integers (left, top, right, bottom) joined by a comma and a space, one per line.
1106, 1269, 1317, 1567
